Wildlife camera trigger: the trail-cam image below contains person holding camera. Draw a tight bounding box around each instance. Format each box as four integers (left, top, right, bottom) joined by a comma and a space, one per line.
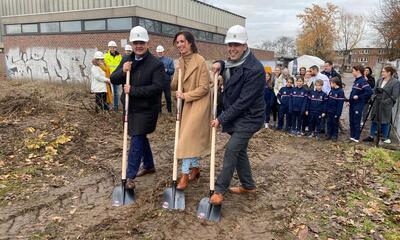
363, 66, 400, 144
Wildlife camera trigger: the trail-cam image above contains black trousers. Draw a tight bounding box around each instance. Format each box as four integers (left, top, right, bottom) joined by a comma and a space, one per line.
161, 81, 172, 113
215, 132, 256, 194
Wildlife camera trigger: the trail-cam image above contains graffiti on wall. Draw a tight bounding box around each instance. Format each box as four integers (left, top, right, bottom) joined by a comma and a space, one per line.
5, 47, 97, 83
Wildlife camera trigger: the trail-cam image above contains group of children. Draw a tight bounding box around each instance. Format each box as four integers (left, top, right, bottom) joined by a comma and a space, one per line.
263, 66, 372, 142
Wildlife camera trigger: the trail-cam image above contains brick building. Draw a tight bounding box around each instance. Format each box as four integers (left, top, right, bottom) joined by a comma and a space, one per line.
334, 48, 388, 73
0, 0, 274, 82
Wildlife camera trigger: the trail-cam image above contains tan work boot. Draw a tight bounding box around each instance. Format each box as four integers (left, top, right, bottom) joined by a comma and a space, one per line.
210, 192, 224, 205
189, 167, 200, 181
229, 186, 256, 194
125, 178, 136, 190
176, 174, 189, 190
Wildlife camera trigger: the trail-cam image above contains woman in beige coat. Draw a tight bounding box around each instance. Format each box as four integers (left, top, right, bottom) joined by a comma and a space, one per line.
171, 31, 211, 190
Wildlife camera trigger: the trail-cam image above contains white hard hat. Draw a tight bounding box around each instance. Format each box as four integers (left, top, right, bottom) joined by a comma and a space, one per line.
125, 44, 132, 51
94, 51, 104, 59
225, 25, 248, 44
129, 26, 149, 42
156, 45, 165, 53
108, 41, 117, 47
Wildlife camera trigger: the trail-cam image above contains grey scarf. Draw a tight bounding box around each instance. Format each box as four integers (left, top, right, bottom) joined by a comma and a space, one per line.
223, 48, 251, 82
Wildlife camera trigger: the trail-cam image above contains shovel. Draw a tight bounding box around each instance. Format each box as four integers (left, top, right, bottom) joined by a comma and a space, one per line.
112, 71, 135, 206
162, 69, 185, 210
197, 72, 222, 222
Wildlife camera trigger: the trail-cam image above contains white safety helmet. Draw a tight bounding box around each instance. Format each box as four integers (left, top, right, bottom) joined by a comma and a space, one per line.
129, 26, 149, 42
108, 41, 117, 47
94, 51, 104, 59
125, 44, 132, 51
224, 25, 248, 44
156, 45, 165, 53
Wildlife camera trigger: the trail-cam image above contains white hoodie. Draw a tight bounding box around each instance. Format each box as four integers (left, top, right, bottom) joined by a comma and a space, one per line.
90, 65, 109, 93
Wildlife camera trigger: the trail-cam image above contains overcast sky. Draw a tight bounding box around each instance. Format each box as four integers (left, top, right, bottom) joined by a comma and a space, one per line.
206, 0, 380, 48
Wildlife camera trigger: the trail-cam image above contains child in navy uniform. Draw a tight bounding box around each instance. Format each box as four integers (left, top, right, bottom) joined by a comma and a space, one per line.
349, 65, 373, 143
264, 71, 275, 128
277, 77, 294, 131
305, 79, 327, 139
290, 76, 307, 136
325, 77, 345, 141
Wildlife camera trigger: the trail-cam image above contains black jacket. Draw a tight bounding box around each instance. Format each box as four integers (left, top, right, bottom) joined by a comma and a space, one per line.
217, 51, 265, 133
110, 51, 164, 136
321, 69, 341, 80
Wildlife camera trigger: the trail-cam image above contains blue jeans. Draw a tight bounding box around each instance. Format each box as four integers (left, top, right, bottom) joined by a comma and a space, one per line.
126, 135, 154, 179
369, 122, 390, 140
181, 157, 200, 174
113, 84, 119, 111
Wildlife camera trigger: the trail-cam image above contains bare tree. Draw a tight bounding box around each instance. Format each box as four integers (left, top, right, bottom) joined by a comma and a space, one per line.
336, 9, 365, 72
259, 36, 296, 57
372, 0, 400, 61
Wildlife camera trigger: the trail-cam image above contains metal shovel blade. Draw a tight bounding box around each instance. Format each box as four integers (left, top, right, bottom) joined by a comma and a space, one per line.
197, 197, 222, 222
111, 184, 135, 207
162, 185, 185, 210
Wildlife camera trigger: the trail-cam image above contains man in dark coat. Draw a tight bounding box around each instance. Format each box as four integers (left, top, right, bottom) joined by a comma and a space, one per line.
110, 26, 164, 189
209, 25, 265, 205
321, 60, 341, 80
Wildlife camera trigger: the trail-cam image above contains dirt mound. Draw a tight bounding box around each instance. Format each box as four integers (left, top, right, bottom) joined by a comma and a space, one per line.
0, 92, 52, 117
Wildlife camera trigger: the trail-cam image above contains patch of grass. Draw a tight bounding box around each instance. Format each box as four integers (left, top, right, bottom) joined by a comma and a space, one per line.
383, 231, 400, 240
0, 180, 25, 206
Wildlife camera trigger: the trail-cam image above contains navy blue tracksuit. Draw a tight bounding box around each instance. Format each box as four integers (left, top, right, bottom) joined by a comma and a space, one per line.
306, 90, 327, 135
264, 85, 275, 123
290, 87, 307, 132
326, 88, 345, 139
349, 76, 373, 140
277, 86, 293, 130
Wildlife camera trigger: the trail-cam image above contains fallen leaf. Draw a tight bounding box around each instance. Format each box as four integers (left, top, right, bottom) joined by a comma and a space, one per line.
26, 127, 36, 133
0, 184, 6, 189
51, 216, 63, 222
0, 160, 4, 167
69, 208, 77, 215
297, 225, 309, 240
392, 204, 400, 213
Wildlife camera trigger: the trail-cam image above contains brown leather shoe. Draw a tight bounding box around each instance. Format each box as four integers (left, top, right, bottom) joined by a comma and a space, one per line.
125, 178, 136, 190
136, 167, 156, 177
176, 174, 189, 190
229, 186, 256, 194
189, 167, 200, 181
210, 192, 224, 205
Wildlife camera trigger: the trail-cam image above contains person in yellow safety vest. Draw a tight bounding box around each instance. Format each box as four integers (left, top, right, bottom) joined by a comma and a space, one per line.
104, 40, 122, 111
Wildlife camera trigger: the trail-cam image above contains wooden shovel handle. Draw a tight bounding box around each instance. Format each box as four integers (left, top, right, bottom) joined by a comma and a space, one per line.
121, 71, 130, 180
210, 72, 219, 191
172, 69, 182, 181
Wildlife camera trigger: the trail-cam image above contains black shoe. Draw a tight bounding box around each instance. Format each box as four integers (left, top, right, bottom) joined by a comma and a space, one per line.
136, 167, 156, 177
325, 136, 332, 141
362, 136, 374, 142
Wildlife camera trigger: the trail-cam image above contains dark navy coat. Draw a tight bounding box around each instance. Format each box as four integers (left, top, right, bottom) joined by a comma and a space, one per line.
306, 90, 327, 114
326, 88, 345, 117
349, 76, 373, 106
290, 86, 307, 113
217, 51, 266, 134
277, 86, 293, 109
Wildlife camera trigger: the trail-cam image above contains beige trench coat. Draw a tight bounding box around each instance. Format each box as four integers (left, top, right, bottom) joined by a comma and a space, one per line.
171, 53, 211, 159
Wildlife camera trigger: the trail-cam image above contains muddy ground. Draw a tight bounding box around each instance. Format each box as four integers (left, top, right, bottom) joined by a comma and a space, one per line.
0, 79, 399, 240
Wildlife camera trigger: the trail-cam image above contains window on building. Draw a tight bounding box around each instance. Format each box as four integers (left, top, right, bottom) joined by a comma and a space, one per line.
161, 23, 179, 36
213, 34, 225, 43
6, 24, 21, 34
60, 21, 82, 32
22, 24, 38, 33
107, 18, 132, 30
40, 22, 60, 33
84, 19, 106, 31
138, 18, 161, 33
